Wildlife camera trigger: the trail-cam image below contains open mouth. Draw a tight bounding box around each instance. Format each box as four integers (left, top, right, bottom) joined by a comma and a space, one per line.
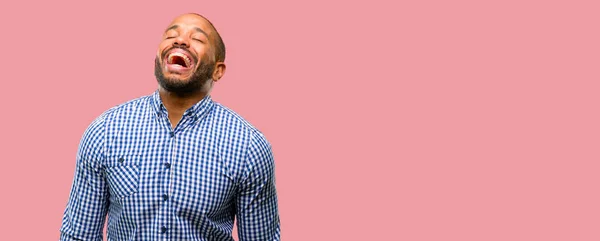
168, 52, 191, 68
164, 49, 196, 72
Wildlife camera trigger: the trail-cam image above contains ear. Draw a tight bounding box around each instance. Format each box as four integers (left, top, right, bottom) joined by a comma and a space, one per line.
212, 62, 226, 82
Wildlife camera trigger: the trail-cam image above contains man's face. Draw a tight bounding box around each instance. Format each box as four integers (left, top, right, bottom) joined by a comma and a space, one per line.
155, 14, 215, 94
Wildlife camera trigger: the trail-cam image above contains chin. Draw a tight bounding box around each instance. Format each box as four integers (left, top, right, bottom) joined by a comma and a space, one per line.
163, 70, 193, 81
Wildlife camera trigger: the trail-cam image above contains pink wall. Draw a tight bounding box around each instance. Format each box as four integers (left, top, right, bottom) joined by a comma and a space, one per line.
0, 0, 599, 240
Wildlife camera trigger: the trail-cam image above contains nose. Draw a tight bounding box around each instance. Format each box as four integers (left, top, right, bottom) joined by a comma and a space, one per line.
173, 35, 190, 48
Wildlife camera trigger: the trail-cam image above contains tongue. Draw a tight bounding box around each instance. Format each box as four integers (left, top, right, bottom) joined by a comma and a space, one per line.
170, 56, 187, 67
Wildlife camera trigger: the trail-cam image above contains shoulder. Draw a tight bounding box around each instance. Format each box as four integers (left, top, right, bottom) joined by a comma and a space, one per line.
99, 94, 154, 123
210, 102, 267, 140
213, 102, 264, 138
79, 95, 153, 152
210, 102, 274, 172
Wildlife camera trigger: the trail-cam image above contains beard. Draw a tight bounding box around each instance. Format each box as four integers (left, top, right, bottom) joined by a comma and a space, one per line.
154, 54, 215, 95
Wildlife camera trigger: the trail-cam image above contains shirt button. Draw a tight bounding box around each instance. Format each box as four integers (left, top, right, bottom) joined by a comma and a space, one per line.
164, 163, 171, 169
160, 226, 167, 233
118, 157, 124, 163
170, 132, 175, 137
162, 194, 169, 201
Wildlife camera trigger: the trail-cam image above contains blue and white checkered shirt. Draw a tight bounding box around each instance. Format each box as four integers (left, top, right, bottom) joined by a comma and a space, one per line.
60, 91, 280, 241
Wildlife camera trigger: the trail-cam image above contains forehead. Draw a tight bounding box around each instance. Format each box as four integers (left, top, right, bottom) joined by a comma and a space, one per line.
166, 14, 212, 35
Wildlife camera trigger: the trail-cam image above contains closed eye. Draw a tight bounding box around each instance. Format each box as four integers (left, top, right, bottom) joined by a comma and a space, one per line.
192, 38, 204, 43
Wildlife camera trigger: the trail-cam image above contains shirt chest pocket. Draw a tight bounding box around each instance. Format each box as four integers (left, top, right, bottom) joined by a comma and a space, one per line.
105, 156, 141, 199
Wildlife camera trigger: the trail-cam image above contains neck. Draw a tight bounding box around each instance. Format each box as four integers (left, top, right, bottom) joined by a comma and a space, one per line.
158, 87, 210, 129
159, 87, 208, 113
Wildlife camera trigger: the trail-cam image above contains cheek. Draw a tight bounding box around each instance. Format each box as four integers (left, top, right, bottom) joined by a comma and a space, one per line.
193, 45, 209, 57
158, 42, 171, 56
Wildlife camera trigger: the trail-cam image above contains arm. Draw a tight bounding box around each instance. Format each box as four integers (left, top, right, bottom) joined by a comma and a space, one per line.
236, 133, 281, 241
59, 117, 109, 241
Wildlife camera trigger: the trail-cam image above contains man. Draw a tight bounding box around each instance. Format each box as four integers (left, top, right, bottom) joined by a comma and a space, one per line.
60, 13, 280, 241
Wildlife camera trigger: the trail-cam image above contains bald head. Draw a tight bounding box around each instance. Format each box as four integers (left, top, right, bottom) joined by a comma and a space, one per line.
189, 13, 226, 63
168, 13, 226, 62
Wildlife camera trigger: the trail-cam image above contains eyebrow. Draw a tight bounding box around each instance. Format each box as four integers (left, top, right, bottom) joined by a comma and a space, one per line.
165, 25, 209, 38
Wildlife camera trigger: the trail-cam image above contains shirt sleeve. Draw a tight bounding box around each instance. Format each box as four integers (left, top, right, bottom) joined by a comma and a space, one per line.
59, 116, 109, 241
236, 133, 281, 241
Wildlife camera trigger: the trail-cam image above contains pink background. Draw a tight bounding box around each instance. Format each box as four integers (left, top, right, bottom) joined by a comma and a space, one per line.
0, 0, 599, 240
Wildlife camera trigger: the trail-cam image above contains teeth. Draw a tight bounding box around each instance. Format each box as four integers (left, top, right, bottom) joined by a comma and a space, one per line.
168, 52, 192, 67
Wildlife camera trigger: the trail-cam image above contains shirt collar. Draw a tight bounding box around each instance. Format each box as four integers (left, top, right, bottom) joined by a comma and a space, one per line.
151, 90, 214, 120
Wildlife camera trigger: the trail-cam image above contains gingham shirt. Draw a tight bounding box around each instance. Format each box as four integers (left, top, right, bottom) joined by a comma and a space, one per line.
60, 91, 280, 241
